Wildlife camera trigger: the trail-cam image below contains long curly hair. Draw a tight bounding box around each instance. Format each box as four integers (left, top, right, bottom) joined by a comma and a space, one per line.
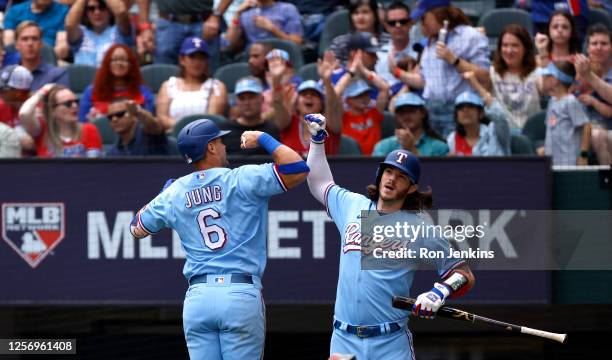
92, 44, 143, 102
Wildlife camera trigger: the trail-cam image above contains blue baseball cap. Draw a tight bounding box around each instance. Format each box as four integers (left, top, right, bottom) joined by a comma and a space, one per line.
297, 80, 324, 97
394, 92, 426, 110
235, 76, 263, 95
344, 79, 371, 98
538, 62, 575, 85
454, 91, 484, 108
347, 32, 380, 54
180, 36, 209, 56
411, 0, 451, 20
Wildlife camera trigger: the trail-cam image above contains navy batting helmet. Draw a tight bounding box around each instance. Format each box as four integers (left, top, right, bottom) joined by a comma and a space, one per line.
375, 149, 420, 186
177, 119, 230, 164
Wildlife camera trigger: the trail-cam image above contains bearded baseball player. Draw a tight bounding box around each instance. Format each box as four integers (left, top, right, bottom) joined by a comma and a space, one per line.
304, 113, 475, 359
129, 119, 309, 359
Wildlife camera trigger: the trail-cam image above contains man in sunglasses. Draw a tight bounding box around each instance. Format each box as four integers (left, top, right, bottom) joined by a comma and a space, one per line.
105, 97, 168, 156
376, 1, 419, 87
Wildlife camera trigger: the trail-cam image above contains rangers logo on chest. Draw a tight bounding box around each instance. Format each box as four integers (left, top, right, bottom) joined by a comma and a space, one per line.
2, 203, 65, 268
343, 222, 362, 253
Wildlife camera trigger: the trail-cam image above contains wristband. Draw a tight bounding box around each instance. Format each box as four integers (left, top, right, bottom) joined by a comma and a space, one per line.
273, 84, 283, 92
232, 18, 240, 26
453, 57, 461, 67
258, 133, 281, 154
367, 72, 374, 81
347, 70, 355, 78
393, 68, 403, 79
579, 150, 589, 158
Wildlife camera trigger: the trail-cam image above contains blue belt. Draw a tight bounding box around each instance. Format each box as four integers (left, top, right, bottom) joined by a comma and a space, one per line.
189, 274, 253, 286
333, 320, 402, 338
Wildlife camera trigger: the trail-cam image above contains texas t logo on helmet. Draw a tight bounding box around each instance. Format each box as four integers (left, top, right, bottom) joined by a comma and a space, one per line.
395, 152, 409, 164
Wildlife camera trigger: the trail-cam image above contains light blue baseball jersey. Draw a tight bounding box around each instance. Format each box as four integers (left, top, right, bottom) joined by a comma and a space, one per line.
137, 164, 287, 280
323, 184, 463, 326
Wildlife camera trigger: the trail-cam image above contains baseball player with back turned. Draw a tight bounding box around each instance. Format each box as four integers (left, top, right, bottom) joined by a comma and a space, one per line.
129, 119, 309, 359
304, 113, 475, 359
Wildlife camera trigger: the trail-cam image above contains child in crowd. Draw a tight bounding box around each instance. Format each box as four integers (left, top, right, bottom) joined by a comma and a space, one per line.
539, 60, 591, 166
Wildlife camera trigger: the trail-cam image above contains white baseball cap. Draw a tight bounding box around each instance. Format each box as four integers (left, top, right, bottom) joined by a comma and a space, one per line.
0, 65, 33, 90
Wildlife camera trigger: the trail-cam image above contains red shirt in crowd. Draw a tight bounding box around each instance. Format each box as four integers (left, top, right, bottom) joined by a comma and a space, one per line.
0, 98, 19, 128
342, 107, 383, 155
281, 113, 340, 156
35, 120, 103, 158
454, 134, 473, 156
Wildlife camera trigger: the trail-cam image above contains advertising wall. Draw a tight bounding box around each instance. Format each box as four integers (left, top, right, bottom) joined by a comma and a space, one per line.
0, 157, 551, 304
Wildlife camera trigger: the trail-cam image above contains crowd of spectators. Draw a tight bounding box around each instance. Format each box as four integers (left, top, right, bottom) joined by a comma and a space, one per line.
0, 0, 610, 167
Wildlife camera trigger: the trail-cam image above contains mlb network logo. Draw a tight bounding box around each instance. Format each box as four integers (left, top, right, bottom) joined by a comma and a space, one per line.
2, 203, 65, 268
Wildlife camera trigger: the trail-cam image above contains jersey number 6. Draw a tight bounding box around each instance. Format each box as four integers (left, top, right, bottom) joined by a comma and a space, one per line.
197, 208, 227, 250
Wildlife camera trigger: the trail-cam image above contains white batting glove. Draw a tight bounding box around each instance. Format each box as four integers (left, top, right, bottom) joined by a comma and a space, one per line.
304, 113, 328, 143
412, 283, 451, 319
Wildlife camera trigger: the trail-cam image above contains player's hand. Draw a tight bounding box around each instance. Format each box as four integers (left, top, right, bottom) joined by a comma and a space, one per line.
304, 113, 328, 143
412, 283, 451, 319
240, 130, 263, 149
329, 354, 356, 360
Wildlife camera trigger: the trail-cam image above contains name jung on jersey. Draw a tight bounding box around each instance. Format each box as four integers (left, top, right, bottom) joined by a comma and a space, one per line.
185, 185, 223, 208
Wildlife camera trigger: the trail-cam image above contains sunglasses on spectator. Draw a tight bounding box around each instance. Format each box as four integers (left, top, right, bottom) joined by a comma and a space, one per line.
387, 19, 410, 27
54, 99, 79, 108
108, 110, 128, 121
87, 4, 107, 12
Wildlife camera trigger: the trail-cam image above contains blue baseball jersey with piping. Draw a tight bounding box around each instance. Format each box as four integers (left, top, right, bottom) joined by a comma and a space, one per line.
324, 184, 463, 325
137, 164, 287, 280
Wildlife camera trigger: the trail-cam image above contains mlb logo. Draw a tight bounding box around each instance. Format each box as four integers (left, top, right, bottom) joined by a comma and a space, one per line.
197, 172, 206, 180
1, 203, 65, 268
214, 276, 225, 284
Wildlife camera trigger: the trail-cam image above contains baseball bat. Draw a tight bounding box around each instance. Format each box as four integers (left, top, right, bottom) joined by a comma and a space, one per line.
392, 296, 567, 344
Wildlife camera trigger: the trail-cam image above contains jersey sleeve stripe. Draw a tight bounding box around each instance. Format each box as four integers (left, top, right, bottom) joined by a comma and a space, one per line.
323, 182, 335, 218
441, 260, 466, 279
137, 209, 157, 235
273, 164, 289, 192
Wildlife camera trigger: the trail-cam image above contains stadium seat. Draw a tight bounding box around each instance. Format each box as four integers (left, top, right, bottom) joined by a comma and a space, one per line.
92, 116, 117, 145
451, 0, 496, 24
297, 63, 319, 82
478, 8, 533, 52
259, 39, 304, 70
318, 9, 351, 57
140, 64, 180, 93
522, 111, 546, 150
68, 64, 97, 95
166, 136, 181, 155
381, 112, 396, 139
338, 135, 362, 155
213, 63, 251, 93
510, 134, 534, 155
172, 114, 228, 138
589, 8, 612, 30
